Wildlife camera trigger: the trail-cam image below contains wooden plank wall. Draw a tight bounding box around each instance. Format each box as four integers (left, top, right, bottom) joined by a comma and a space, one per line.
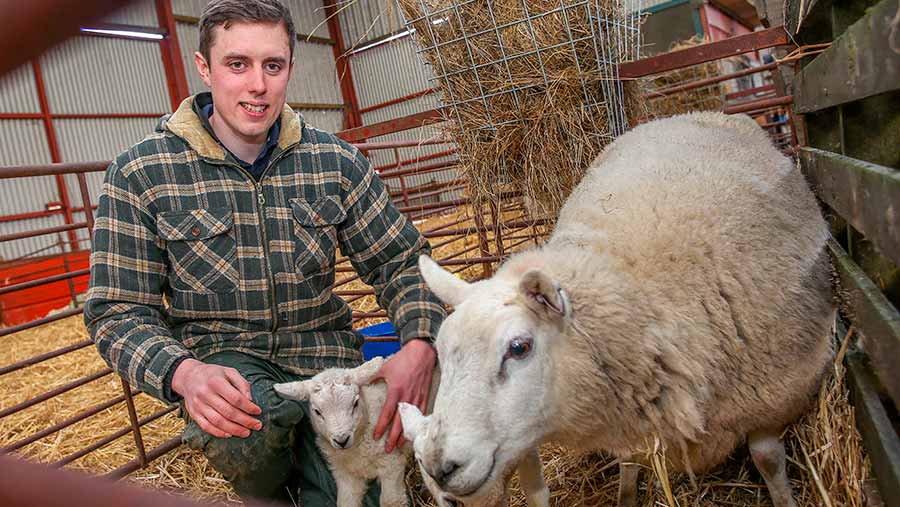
785, 0, 900, 499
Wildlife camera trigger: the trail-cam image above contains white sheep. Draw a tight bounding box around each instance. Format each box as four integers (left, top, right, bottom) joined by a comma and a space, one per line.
408, 112, 835, 507
273, 357, 411, 507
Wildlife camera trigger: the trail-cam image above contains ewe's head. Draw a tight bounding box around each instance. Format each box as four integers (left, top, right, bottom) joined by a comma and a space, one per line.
274, 357, 383, 449
415, 254, 569, 502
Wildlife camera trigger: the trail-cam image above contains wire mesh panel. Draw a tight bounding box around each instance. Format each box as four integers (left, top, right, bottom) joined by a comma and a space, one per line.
402, 0, 641, 136
398, 0, 644, 217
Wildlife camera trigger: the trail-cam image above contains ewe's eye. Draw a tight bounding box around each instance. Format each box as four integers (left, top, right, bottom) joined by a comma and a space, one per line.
314, 408, 323, 418
506, 337, 533, 360
352, 398, 359, 410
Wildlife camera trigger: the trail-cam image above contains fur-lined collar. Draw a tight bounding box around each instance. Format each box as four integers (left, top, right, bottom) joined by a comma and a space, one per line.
163, 95, 303, 160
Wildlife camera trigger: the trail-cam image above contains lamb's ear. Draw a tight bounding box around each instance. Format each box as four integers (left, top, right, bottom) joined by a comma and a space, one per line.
273, 380, 315, 401
519, 269, 570, 319
419, 255, 471, 307
398, 402, 429, 441
349, 356, 385, 384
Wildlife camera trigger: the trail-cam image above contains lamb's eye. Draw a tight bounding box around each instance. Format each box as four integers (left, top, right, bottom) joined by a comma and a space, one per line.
314, 408, 323, 418
506, 337, 533, 360
352, 398, 359, 409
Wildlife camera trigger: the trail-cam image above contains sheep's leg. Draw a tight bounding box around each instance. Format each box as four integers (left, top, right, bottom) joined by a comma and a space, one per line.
378, 468, 409, 507
616, 458, 641, 507
334, 469, 367, 507
749, 430, 796, 507
517, 449, 550, 507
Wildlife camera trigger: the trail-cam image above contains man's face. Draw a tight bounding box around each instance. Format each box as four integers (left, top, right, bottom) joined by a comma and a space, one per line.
194, 21, 293, 145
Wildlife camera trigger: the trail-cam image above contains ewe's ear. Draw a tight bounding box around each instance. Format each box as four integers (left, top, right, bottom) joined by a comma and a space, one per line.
419, 255, 471, 307
349, 356, 385, 384
273, 380, 315, 401
519, 269, 570, 320
398, 402, 429, 441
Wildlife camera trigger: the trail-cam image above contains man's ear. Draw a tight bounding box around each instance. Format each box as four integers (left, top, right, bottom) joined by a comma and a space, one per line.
398, 402, 430, 442
419, 255, 471, 307
518, 269, 570, 320
194, 51, 212, 88
348, 357, 385, 385
273, 379, 315, 401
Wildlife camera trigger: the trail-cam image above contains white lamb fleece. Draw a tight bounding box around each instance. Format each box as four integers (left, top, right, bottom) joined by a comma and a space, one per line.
275, 357, 437, 507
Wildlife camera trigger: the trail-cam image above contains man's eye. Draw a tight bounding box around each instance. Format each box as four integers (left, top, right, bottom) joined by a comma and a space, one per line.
265, 63, 282, 73
228, 61, 245, 70
506, 337, 533, 360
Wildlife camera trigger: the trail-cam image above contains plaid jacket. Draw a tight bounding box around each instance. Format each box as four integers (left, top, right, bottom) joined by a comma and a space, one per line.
85, 95, 446, 403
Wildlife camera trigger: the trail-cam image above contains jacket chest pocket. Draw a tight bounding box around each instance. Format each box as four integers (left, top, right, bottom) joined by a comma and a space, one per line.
290, 196, 346, 278
157, 207, 239, 293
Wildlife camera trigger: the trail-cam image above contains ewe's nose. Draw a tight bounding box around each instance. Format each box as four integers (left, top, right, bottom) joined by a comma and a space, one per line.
332, 435, 351, 448
425, 459, 462, 488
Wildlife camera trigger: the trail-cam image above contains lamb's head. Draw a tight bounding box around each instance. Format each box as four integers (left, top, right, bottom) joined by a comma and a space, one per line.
274, 357, 384, 450
415, 254, 569, 501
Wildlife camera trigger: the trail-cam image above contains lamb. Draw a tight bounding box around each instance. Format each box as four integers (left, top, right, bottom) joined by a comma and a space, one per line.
407, 112, 835, 507
273, 357, 411, 507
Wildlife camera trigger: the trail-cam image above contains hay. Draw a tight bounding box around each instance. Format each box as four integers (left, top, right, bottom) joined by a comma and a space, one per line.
643, 37, 725, 119
397, 0, 645, 219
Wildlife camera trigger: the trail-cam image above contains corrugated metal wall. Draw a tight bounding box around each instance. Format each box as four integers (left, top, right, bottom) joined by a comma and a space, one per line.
290, 42, 344, 104
170, 0, 208, 18
341, 3, 459, 203
41, 37, 171, 114
2, 32, 170, 260
289, 0, 331, 39
0, 64, 41, 113
0, 120, 62, 262
102, 0, 159, 26
352, 36, 436, 109
340, 0, 406, 48
173, 21, 208, 95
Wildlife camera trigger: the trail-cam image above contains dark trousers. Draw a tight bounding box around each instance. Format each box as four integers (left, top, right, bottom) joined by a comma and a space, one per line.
181, 351, 380, 506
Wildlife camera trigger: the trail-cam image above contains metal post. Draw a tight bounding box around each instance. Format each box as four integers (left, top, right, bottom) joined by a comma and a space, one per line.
323, 1, 363, 130
472, 209, 494, 278
31, 60, 79, 252
489, 200, 505, 259
155, 0, 189, 109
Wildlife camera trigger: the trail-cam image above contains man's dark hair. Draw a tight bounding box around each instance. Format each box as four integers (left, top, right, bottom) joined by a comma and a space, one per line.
198, 0, 296, 62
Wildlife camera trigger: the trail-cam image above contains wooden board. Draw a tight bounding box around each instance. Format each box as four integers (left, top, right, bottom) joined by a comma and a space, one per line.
794, 0, 900, 113
800, 147, 900, 267
830, 240, 900, 407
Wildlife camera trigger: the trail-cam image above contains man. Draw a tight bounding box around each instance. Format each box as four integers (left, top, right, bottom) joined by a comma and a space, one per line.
84, 1, 445, 504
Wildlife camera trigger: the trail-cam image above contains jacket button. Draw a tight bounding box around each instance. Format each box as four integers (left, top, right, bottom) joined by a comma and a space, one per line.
191, 226, 201, 237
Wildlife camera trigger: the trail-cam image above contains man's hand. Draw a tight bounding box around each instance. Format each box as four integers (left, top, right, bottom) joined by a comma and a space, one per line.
172, 358, 262, 439
372, 339, 437, 453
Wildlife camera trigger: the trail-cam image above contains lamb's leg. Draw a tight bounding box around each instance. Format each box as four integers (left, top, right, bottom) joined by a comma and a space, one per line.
334, 469, 367, 507
748, 430, 796, 507
378, 468, 409, 507
517, 449, 550, 507
617, 458, 640, 507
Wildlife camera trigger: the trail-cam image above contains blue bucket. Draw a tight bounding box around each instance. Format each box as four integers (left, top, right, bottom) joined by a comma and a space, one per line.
359, 321, 401, 360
